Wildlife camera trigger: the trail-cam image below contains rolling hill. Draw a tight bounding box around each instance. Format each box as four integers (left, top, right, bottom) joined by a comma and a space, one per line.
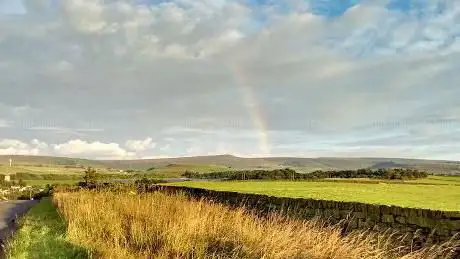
0, 155, 459, 175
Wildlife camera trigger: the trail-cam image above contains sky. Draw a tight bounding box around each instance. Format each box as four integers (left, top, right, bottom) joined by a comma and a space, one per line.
0, 0, 459, 160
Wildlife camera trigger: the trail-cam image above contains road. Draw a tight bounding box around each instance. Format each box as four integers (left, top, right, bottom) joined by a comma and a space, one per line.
0, 200, 38, 256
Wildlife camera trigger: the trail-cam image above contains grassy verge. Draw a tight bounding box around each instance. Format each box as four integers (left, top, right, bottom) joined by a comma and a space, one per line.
51, 190, 456, 259
5, 198, 88, 259
168, 180, 460, 211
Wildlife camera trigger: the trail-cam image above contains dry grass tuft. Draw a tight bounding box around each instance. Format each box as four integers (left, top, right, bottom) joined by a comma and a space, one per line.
53, 191, 458, 259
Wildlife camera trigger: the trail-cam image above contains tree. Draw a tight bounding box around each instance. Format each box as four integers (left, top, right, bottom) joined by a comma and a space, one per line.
83, 167, 97, 185
18, 179, 26, 187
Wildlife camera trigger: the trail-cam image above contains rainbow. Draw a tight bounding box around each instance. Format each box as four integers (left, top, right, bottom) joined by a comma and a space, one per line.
232, 64, 271, 156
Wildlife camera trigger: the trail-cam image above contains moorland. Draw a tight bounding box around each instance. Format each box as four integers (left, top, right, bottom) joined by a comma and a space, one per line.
1, 155, 459, 258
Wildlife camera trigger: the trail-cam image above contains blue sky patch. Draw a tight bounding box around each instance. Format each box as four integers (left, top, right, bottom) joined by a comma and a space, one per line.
308, 0, 362, 17
0, 1, 26, 15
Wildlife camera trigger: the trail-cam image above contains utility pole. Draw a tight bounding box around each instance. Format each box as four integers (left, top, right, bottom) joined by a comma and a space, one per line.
5, 158, 13, 182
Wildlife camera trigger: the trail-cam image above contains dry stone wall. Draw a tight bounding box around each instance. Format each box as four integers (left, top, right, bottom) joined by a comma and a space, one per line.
148, 185, 460, 245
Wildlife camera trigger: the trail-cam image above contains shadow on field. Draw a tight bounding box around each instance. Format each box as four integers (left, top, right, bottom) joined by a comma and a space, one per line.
5, 198, 88, 259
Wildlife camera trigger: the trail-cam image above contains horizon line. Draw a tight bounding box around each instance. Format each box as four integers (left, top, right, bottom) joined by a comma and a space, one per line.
0, 154, 458, 163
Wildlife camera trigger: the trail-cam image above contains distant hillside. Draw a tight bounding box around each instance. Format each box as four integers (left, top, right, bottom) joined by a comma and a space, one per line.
0, 155, 459, 175
100, 155, 278, 170
0, 155, 103, 167
271, 157, 460, 174
370, 161, 409, 169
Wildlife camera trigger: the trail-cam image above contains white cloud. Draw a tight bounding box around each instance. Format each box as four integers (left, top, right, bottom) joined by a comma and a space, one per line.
125, 137, 156, 152
0, 139, 29, 149
186, 146, 202, 156
0, 139, 42, 156
0, 0, 459, 159
52, 139, 135, 160
159, 143, 171, 151
31, 138, 48, 149
0, 137, 160, 160
0, 119, 11, 128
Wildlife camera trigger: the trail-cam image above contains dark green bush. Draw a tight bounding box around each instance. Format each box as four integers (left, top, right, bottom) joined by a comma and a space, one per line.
182, 168, 428, 180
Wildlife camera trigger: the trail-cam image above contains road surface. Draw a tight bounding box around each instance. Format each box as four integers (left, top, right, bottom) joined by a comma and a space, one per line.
0, 200, 38, 256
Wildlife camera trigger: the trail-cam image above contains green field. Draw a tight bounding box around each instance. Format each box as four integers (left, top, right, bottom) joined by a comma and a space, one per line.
0, 162, 232, 186
169, 179, 460, 211
412, 175, 460, 185
0, 164, 113, 175
315, 176, 460, 186
0, 162, 230, 179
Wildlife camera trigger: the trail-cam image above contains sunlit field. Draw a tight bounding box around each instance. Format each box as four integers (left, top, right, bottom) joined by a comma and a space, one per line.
169, 179, 460, 211
0, 164, 86, 175
412, 176, 460, 185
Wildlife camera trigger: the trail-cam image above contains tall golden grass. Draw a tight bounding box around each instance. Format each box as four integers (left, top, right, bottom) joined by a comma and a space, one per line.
53, 191, 457, 259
